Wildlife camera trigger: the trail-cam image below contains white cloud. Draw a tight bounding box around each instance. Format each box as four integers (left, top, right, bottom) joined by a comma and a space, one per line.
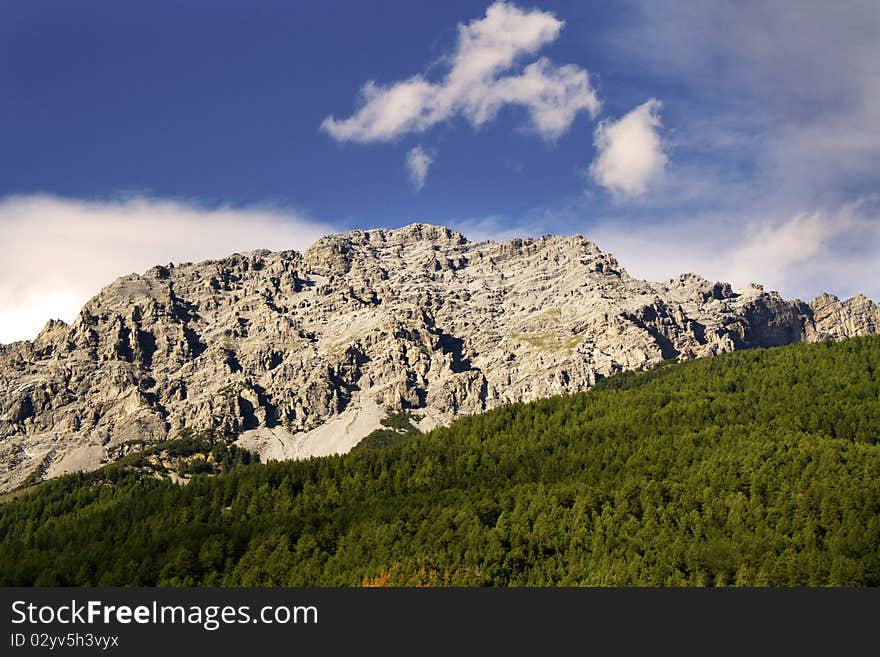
724, 212, 832, 286
587, 199, 880, 301
0, 195, 333, 344
321, 2, 600, 143
406, 146, 434, 190
589, 99, 667, 198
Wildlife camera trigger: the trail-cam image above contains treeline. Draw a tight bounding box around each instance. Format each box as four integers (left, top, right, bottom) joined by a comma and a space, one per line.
1, 337, 879, 586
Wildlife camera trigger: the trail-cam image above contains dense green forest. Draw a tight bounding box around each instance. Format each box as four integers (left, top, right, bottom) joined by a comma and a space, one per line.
1, 337, 879, 586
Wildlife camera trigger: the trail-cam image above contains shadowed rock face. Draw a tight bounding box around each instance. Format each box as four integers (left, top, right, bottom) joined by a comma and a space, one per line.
1, 223, 877, 491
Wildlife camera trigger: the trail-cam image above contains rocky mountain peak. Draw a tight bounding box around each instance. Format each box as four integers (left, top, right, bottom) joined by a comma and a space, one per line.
0, 224, 877, 491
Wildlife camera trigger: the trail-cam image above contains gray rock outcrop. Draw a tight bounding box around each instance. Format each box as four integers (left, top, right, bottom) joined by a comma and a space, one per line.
1, 223, 877, 491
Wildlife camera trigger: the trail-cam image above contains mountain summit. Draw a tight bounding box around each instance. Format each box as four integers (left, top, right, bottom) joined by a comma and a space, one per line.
1, 223, 877, 491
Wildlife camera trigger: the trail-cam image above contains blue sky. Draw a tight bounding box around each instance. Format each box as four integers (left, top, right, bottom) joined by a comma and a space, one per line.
1, 1, 878, 342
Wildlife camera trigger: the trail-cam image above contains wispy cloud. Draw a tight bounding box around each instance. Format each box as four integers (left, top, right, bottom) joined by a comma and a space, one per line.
606, 0, 880, 208
0, 195, 333, 343
589, 99, 667, 198
587, 198, 880, 301
405, 146, 434, 190
321, 1, 600, 143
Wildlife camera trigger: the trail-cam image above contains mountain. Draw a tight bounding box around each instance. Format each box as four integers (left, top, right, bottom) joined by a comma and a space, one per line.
3, 336, 878, 586
1, 223, 877, 492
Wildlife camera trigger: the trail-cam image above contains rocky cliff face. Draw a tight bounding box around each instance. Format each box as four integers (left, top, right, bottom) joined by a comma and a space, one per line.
1, 223, 877, 491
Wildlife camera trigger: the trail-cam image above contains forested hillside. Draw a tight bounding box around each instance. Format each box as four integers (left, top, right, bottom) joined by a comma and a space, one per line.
1, 337, 878, 586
